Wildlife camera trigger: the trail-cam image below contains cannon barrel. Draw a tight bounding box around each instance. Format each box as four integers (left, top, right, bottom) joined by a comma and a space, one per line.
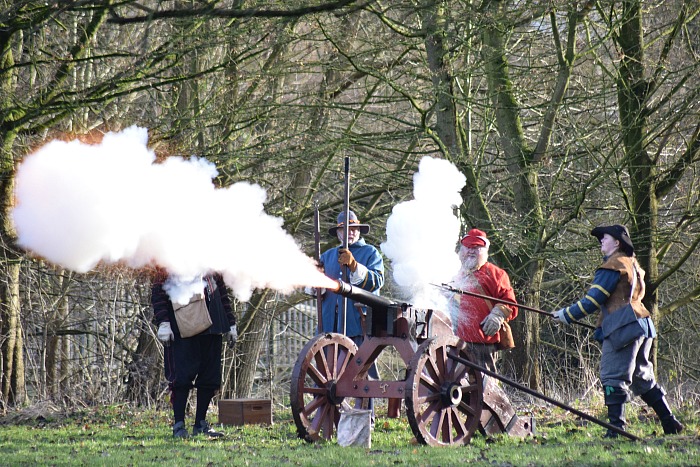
333, 279, 399, 312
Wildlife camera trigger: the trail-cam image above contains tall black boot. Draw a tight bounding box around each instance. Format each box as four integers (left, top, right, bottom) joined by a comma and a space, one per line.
603, 386, 628, 439
640, 386, 683, 435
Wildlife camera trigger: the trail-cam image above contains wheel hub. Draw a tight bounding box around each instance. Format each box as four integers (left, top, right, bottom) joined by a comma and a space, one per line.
440, 381, 463, 406
326, 380, 345, 405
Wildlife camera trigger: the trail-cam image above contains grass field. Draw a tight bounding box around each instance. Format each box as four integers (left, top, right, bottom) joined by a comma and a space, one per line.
0, 401, 697, 466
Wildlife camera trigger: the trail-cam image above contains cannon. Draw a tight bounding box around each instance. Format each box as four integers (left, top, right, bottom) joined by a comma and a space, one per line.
290, 279, 534, 446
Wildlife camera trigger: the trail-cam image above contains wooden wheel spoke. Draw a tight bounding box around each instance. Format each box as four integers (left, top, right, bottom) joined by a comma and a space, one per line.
429, 408, 447, 438
303, 394, 326, 417
418, 369, 440, 393
423, 356, 442, 385
450, 408, 469, 437
334, 347, 351, 380
415, 391, 441, 405
308, 404, 324, 433
457, 398, 479, 417
313, 348, 331, 381
318, 404, 331, 439
441, 408, 455, 443
306, 363, 327, 387
418, 399, 442, 425
459, 382, 479, 393
434, 346, 448, 381
447, 353, 469, 381
302, 386, 326, 396
328, 343, 339, 377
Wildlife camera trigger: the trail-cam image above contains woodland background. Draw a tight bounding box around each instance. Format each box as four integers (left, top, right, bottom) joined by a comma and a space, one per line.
1, 0, 699, 413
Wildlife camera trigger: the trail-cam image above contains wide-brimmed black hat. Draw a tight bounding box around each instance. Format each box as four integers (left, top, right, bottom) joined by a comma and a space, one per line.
591, 224, 634, 256
328, 210, 370, 237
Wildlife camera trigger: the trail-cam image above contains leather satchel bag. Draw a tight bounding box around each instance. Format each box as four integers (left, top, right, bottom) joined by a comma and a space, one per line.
496, 320, 515, 350
173, 293, 212, 338
601, 266, 645, 351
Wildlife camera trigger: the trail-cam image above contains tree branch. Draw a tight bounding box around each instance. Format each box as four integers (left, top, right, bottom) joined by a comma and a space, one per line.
107, 0, 368, 24
655, 118, 700, 197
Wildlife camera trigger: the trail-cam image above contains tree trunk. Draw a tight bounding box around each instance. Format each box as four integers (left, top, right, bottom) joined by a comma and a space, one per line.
125, 319, 162, 406
1, 116, 26, 406
45, 270, 71, 400
231, 290, 273, 398
615, 0, 659, 368
481, 0, 543, 390
0, 261, 26, 406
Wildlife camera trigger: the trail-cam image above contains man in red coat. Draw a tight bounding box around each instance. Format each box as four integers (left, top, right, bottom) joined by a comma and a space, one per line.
451, 228, 518, 372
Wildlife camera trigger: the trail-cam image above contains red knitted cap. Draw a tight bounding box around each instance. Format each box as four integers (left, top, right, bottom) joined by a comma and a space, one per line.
460, 228, 489, 248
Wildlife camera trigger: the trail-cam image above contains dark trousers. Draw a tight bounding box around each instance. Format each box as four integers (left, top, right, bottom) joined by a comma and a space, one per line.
165, 333, 223, 423
600, 336, 655, 396
464, 342, 499, 374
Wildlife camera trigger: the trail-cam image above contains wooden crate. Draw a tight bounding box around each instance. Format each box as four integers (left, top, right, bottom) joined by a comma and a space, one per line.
218, 398, 272, 426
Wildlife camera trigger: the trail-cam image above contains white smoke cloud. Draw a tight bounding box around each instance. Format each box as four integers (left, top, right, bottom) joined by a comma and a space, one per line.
11, 126, 332, 301
380, 156, 465, 312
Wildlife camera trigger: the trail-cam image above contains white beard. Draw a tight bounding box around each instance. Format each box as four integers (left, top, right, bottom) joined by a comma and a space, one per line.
461, 256, 479, 273
448, 250, 488, 333
457, 246, 487, 274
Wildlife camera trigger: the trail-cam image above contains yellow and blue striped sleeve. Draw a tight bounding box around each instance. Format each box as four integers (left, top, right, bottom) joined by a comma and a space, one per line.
563, 268, 620, 323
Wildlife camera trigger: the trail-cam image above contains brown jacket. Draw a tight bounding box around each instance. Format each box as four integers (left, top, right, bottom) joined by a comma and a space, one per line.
595, 252, 651, 327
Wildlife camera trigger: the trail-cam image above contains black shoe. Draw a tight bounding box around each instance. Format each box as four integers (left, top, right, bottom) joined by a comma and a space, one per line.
661, 416, 683, 435
641, 386, 684, 435
603, 429, 619, 439
173, 421, 189, 439
192, 420, 225, 438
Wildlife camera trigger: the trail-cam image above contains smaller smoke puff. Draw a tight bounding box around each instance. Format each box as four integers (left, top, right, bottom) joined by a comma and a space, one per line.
11, 126, 330, 301
164, 276, 205, 305
380, 156, 466, 309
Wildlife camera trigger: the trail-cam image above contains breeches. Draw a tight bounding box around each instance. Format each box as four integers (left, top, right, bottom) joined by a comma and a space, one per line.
600, 336, 656, 395
164, 333, 223, 391
464, 342, 499, 374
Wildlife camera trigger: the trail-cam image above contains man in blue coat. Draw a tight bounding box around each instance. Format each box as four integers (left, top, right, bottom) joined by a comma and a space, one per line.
317, 210, 384, 418
319, 210, 385, 337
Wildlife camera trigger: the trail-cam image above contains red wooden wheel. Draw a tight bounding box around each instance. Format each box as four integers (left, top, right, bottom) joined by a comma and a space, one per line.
405, 335, 483, 446
290, 333, 358, 442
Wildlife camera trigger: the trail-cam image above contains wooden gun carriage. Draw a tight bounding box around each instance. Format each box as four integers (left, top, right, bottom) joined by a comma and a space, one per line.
290, 280, 534, 446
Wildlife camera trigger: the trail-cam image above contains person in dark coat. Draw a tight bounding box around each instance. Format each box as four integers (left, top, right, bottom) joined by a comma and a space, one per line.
553, 225, 683, 437
152, 268, 238, 438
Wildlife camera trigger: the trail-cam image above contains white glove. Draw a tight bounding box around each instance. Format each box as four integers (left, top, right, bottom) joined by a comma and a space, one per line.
228, 325, 238, 345
157, 322, 174, 343
553, 308, 570, 325
480, 307, 506, 337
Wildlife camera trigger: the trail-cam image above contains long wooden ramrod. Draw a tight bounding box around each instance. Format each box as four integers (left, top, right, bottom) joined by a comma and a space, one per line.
433, 283, 597, 331
313, 202, 323, 332
340, 156, 350, 336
